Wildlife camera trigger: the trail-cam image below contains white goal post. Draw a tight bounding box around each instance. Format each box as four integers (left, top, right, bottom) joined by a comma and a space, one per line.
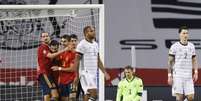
0, 4, 105, 101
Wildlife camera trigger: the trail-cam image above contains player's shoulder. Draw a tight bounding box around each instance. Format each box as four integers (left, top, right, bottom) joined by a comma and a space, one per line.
134, 76, 143, 83
169, 42, 181, 50
118, 78, 127, 85
188, 42, 195, 47
38, 43, 49, 51
171, 42, 180, 47
78, 39, 89, 46
93, 40, 98, 46
77, 39, 86, 47
78, 39, 85, 44
135, 76, 142, 80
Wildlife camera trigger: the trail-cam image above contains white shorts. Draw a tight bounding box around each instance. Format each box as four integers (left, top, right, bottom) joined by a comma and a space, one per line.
80, 71, 97, 94
172, 77, 194, 96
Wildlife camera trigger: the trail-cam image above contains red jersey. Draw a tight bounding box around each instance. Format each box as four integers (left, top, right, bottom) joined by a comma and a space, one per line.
37, 43, 52, 77
58, 50, 76, 85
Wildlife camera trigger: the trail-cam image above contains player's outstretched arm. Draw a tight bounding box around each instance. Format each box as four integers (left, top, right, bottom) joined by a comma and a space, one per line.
47, 47, 70, 59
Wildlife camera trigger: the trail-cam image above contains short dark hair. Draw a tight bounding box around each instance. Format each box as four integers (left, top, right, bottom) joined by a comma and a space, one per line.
124, 65, 133, 70
83, 26, 95, 34
70, 34, 78, 39
83, 26, 91, 34
50, 40, 59, 46
178, 26, 188, 33
61, 34, 71, 41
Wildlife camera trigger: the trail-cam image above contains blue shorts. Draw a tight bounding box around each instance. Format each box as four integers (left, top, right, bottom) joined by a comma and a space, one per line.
38, 74, 57, 95
58, 83, 72, 97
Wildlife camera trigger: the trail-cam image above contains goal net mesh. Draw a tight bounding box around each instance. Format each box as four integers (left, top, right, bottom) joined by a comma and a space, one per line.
0, 5, 100, 100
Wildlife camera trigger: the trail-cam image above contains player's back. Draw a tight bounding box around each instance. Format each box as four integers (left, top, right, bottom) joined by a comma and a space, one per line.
170, 42, 196, 79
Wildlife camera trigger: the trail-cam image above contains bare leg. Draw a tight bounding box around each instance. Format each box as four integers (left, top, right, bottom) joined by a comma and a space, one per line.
186, 94, 194, 101
175, 93, 184, 101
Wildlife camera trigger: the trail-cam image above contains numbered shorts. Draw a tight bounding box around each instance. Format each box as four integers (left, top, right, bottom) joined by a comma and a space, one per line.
172, 77, 194, 96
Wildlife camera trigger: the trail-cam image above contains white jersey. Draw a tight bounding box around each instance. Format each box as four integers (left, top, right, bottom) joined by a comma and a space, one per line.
76, 39, 98, 72
169, 42, 196, 79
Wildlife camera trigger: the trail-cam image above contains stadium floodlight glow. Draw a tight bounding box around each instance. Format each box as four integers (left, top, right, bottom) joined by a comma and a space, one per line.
0, 4, 105, 101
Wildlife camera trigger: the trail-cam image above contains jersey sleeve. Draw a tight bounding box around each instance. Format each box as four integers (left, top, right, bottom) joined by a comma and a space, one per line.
76, 42, 85, 54
169, 44, 176, 56
192, 44, 196, 56
116, 81, 123, 101
134, 78, 143, 101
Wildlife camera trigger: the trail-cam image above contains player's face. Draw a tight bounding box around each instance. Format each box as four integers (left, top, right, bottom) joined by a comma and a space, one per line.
86, 27, 96, 39
124, 69, 133, 79
41, 32, 50, 44
60, 38, 68, 47
50, 45, 59, 53
70, 38, 78, 49
179, 29, 189, 43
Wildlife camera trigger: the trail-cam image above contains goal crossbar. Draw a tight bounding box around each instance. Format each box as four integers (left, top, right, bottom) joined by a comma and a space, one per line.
0, 4, 105, 101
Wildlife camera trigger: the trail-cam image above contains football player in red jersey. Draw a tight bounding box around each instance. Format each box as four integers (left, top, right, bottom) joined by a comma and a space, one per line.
51, 34, 77, 101
37, 32, 69, 101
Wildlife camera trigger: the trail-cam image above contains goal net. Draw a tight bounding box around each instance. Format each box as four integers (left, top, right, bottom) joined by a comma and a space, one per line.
0, 5, 105, 101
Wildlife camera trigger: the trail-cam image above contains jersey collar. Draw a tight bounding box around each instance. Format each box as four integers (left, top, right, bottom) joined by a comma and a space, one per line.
126, 76, 135, 83
179, 41, 188, 46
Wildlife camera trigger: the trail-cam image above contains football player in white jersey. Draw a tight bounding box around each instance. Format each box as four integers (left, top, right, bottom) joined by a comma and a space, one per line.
73, 26, 110, 101
168, 26, 198, 101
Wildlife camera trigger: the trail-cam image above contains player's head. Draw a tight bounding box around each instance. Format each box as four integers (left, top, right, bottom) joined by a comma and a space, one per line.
70, 34, 78, 49
124, 65, 134, 79
83, 26, 96, 40
60, 34, 71, 47
40, 32, 51, 44
49, 40, 59, 53
178, 26, 189, 43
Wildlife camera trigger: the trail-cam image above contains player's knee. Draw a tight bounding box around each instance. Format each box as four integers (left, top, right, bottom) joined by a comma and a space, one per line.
89, 90, 97, 99
86, 92, 97, 101
51, 89, 59, 97
88, 96, 97, 101
89, 93, 97, 101
187, 96, 194, 101
176, 96, 183, 101
44, 94, 51, 101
